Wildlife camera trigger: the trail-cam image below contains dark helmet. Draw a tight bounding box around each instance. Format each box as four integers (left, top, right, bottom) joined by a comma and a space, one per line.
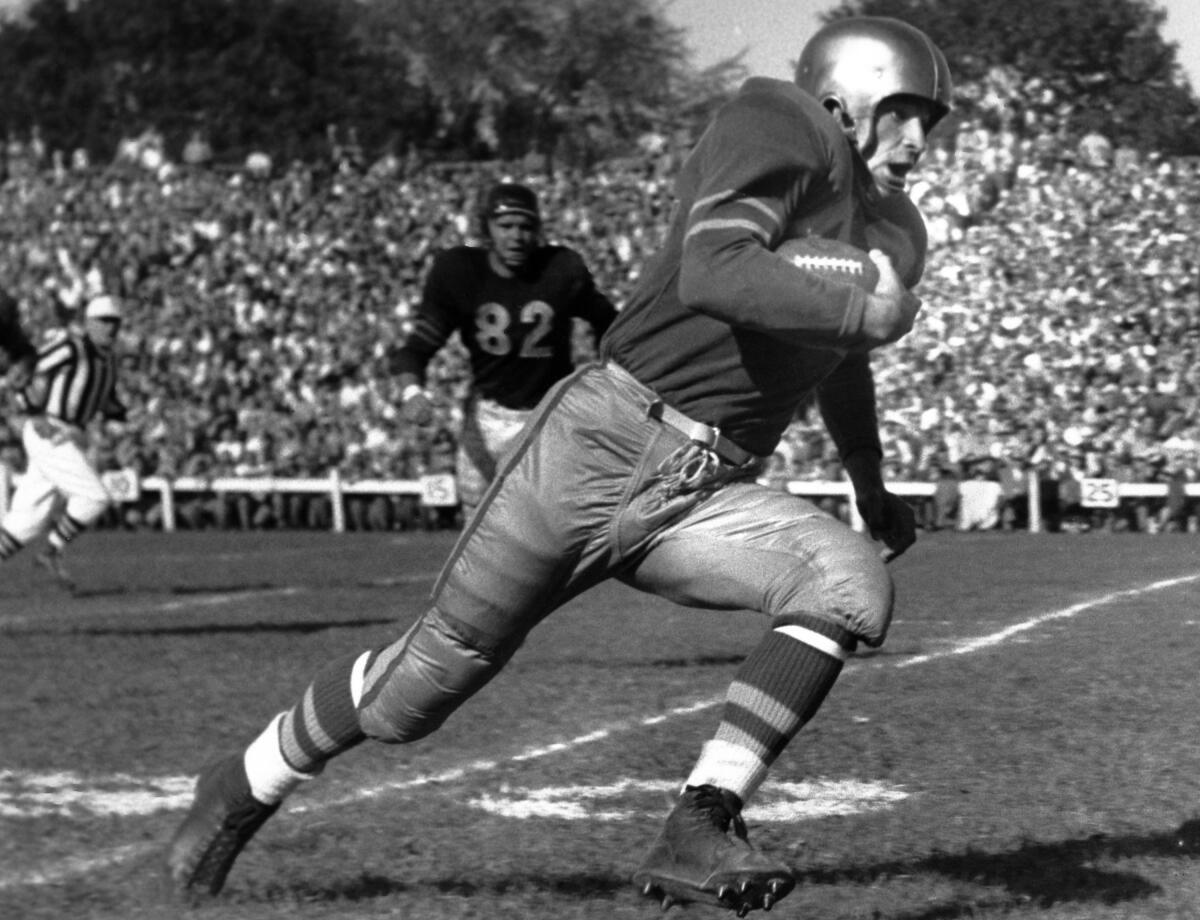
480, 182, 540, 225
795, 17, 953, 139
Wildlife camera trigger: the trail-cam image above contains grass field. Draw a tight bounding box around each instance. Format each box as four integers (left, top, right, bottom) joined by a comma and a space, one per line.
2, 527, 1200, 920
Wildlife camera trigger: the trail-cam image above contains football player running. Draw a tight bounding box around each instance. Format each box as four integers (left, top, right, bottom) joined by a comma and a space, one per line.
165, 18, 951, 916
390, 181, 618, 516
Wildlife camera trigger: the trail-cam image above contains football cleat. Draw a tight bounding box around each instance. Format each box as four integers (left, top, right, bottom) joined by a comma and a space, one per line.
633, 784, 795, 915
33, 547, 74, 591
1176, 818, 1200, 853
163, 753, 279, 902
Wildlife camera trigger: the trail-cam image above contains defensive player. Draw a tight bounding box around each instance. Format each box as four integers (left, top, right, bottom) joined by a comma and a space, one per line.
166, 18, 951, 916
0, 287, 36, 391
391, 181, 617, 514
0, 295, 127, 589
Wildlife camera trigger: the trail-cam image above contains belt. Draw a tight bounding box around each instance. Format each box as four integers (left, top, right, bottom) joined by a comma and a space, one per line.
646, 399, 757, 466
604, 360, 759, 466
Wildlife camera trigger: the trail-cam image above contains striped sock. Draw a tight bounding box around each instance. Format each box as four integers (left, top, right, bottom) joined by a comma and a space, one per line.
276, 649, 372, 773
49, 514, 85, 550
0, 529, 22, 560
685, 613, 855, 803
244, 713, 313, 805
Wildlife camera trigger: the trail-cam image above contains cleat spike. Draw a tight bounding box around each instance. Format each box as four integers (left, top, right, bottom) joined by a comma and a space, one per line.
632, 785, 794, 914
762, 894, 775, 911
642, 881, 655, 897
660, 895, 675, 912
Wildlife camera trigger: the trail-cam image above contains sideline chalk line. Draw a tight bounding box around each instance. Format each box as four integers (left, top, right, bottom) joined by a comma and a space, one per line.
3, 569, 1198, 892
0, 570, 441, 629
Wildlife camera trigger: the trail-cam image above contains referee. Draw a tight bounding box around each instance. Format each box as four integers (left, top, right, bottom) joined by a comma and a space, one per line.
0, 295, 128, 589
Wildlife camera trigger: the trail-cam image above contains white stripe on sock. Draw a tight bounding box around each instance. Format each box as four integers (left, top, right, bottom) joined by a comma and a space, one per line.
683, 738, 769, 804
350, 650, 371, 707
244, 713, 313, 804
774, 624, 848, 661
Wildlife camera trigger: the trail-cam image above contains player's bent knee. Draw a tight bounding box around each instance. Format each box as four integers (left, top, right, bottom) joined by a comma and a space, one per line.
836, 549, 894, 647
785, 533, 894, 648
848, 582, 893, 646
357, 609, 511, 744
68, 495, 110, 527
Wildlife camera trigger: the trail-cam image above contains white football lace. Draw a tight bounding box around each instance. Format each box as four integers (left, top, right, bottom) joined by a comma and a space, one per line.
788, 255, 864, 274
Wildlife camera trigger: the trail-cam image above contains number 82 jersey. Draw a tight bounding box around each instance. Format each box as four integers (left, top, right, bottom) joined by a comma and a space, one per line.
392, 245, 617, 410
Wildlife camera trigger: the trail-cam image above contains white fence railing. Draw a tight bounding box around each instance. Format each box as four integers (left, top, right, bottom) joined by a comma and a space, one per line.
1, 466, 1197, 534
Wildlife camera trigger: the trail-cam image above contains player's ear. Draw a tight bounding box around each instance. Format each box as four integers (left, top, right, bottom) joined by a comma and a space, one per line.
823, 99, 855, 134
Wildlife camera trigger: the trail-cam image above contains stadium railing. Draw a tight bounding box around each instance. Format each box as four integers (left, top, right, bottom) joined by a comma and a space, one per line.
3, 466, 1196, 534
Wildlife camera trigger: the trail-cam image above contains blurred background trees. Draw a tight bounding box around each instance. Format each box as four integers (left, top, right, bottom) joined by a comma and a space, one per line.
0, 0, 1196, 167
825, 0, 1200, 155
0, 0, 745, 166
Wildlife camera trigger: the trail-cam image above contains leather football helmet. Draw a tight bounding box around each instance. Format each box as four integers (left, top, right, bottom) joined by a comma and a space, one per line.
795, 17, 953, 146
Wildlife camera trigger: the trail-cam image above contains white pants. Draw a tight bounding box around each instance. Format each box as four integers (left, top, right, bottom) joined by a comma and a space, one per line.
455, 397, 532, 512
1, 418, 109, 543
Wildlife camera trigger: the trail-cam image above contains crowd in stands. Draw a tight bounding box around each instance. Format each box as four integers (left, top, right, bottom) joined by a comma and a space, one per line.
0, 117, 1197, 534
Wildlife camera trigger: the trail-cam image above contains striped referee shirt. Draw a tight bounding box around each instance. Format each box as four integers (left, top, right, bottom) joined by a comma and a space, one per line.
23, 332, 123, 428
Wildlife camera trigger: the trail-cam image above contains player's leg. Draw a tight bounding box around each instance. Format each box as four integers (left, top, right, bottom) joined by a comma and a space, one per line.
47, 458, 109, 546
625, 481, 892, 914
165, 364, 656, 900
164, 495, 574, 901
31, 438, 112, 586
0, 463, 57, 560
1, 421, 67, 566
455, 396, 530, 519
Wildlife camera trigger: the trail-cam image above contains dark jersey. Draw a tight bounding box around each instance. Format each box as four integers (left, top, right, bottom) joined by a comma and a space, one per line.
0, 289, 36, 367
392, 245, 617, 410
602, 77, 928, 459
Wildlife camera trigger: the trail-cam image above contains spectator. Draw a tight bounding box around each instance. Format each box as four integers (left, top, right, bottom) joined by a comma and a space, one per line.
0, 128, 1195, 527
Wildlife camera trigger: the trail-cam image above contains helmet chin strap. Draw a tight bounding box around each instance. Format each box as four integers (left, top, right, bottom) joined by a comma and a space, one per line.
823, 98, 876, 157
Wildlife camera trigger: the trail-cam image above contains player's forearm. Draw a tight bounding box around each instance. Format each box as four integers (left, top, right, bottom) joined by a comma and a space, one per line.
816, 354, 883, 461
678, 239, 871, 348
841, 447, 886, 496
388, 344, 433, 381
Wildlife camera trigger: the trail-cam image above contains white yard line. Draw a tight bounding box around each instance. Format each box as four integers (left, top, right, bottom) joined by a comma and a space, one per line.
1, 843, 152, 889
896, 572, 1200, 668
0, 587, 304, 628
2, 570, 1198, 893
0, 572, 441, 629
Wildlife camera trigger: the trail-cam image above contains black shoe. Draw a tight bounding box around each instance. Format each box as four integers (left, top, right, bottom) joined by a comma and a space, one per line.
164, 753, 280, 902
34, 547, 74, 591
1176, 818, 1200, 853
633, 784, 795, 915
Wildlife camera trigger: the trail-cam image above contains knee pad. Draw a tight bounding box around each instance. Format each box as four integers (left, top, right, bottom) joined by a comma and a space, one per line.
824, 540, 894, 647
771, 528, 894, 648
357, 609, 514, 744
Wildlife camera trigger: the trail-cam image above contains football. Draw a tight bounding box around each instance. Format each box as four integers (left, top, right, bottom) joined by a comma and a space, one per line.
774, 236, 879, 293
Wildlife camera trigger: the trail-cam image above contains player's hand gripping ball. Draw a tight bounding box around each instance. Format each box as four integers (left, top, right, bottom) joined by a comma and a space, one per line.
774, 236, 880, 293
776, 236, 919, 349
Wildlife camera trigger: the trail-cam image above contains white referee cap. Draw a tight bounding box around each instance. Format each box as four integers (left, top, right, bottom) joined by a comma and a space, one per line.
85, 295, 122, 320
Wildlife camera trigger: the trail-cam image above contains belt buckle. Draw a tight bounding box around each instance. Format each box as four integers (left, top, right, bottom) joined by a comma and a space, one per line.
648, 400, 723, 455
688, 421, 720, 451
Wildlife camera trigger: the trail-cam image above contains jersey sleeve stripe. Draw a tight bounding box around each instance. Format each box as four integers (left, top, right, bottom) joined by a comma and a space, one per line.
684, 217, 772, 245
